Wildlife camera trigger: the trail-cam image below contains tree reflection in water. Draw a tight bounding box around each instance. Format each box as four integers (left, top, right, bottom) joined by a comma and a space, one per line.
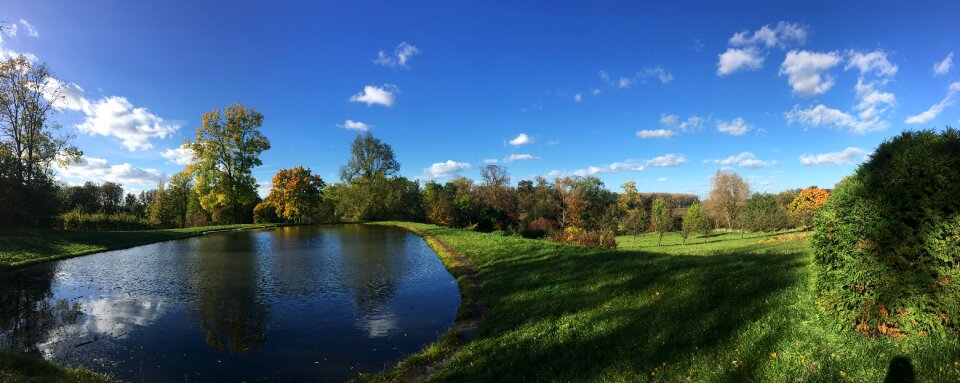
337, 225, 412, 337
0, 263, 82, 354
191, 233, 269, 355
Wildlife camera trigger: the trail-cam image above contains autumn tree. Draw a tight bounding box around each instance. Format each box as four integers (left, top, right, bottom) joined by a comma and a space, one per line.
477, 164, 515, 230
617, 181, 647, 243
190, 104, 271, 224
788, 186, 829, 227
166, 171, 194, 227
681, 202, 704, 244
555, 177, 587, 228
0, 55, 81, 226
650, 197, 671, 246
263, 166, 325, 223
704, 170, 750, 230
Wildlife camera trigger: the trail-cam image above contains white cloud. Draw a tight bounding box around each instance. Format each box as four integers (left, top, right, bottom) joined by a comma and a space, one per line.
508, 133, 534, 146
591, 88, 601, 96
504, 154, 539, 163
786, 104, 856, 128
657, 177, 667, 182
482, 158, 498, 164
799, 147, 866, 166
349, 84, 397, 107
642, 67, 674, 84
18, 19, 38, 37
659, 114, 678, 126
717, 48, 764, 76
636, 129, 676, 139
161, 144, 194, 166
374, 42, 420, 68
716, 117, 751, 136
704, 152, 776, 169
76, 96, 180, 151
905, 81, 960, 124
677, 115, 706, 132
2, 23, 16, 38
43, 77, 89, 112
934, 53, 954, 76
646, 153, 686, 167
422, 160, 471, 180
617, 77, 633, 88
574, 92, 582, 102
779, 50, 841, 96
565, 153, 686, 177
851, 78, 895, 133
55, 156, 166, 187
338, 119, 371, 131
728, 21, 807, 49
845, 50, 897, 78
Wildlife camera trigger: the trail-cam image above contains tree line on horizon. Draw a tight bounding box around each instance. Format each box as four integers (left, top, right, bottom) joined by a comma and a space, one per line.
0, 55, 828, 248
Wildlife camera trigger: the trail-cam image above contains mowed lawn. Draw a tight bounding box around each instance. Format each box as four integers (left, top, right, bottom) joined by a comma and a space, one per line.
0, 223, 282, 268
381, 223, 960, 382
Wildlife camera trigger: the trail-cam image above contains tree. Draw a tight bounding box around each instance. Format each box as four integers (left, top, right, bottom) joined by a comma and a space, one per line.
265, 166, 325, 223
166, 171, 194, 227
617, 181, 647, 243
788, 186, 829, 227
477, 164, 515, 230
681, 202, 704, 244
741, 193, 788, 232
190, 104, 271, 224
339, 132, 400, 182
704, 170, 750, 230
813, 129, 960, 337
98, 182, 124, 214
0, 55, 81, 226
650, 197, 671, 246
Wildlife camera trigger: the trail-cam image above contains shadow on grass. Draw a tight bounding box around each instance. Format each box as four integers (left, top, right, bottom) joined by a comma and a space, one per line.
429, 231, 809, 382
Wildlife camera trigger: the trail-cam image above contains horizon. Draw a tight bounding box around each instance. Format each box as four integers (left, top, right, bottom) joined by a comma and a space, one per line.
2, 1, 959, 197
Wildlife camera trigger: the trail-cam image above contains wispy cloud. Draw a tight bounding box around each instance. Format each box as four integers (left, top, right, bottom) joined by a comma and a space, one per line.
508, 133, 534, 146
338, 119, 372, 131
799, 147, 866, 166
905, 81, 960, 125
373, 42, 420, 68
934, 52, 954, 76
704, 152, 776, 169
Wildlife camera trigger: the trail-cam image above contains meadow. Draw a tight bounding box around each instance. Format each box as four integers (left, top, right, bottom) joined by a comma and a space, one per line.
373, 223, 960, 382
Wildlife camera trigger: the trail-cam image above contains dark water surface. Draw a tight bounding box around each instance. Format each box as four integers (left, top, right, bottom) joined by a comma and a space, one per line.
0, 225, 460, 382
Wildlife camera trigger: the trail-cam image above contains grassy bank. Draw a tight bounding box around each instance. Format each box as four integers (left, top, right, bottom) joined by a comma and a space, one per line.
0, 352, 116, 383
375, 223, 960, 382
0, 223, 285, 269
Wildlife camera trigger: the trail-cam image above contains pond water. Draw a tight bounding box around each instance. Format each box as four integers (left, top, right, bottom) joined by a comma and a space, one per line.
0, 225, 461, 382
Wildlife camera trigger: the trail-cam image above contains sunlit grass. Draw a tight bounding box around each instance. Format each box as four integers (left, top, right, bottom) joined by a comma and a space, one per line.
378, 223, 960, 382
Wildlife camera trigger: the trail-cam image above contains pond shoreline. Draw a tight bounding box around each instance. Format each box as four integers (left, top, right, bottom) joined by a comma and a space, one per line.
0, 223, 292, 271
359, 222, 485, 383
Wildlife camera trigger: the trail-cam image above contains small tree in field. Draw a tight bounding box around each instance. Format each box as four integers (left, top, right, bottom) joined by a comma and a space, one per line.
681, 202, 704, 244
650, 197, 671, 246
617, 181, 646, 244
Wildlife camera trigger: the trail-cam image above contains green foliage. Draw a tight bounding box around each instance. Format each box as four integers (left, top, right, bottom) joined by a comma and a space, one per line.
339, 132, 400, 182
253, 201, 280, 223
56, 211, 154, 231
741, 193, 790, 232
650, 197, 671, 246
191, 104, 271, 224
548, 226, 617, 249
681, 202, 705, 244
813, 128, 960, 337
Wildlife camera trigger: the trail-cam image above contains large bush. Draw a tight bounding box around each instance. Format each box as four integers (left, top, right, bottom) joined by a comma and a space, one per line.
812, 129, 960, 337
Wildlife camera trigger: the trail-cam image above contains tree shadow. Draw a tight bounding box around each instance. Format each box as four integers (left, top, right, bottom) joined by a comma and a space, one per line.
431, 233, 808, 382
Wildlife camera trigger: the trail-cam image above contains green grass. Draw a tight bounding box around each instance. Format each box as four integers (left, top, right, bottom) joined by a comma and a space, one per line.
376, 223, 960, 382
0, 352, 116, 383
0, 223, 285, 269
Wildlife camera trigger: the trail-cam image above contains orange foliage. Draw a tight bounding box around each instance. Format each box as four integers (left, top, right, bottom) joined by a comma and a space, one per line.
788, 186, 829, 213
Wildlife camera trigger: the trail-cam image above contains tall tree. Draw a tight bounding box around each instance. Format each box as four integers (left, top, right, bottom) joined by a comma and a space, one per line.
339, 132, 400, 182
617, 181, 647, 243
0, 55, 81, 226
650, 197, 671, 246
477, 164, 515, 230
704, 170, 750, 230
167, 171, 194, 227
190, 104, 270, 223
98, 182, 124, 214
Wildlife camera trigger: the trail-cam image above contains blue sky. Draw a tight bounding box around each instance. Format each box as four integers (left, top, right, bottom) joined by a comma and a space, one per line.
2, 0, 959, 196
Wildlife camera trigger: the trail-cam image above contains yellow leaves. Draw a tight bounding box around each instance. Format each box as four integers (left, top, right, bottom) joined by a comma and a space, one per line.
770, 352, 778, 359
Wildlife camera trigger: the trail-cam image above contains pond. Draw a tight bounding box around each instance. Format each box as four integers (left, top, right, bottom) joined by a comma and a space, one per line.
0, 224, 461, 382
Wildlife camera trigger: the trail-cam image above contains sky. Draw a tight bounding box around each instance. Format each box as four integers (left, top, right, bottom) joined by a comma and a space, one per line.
1, 0, 959, 197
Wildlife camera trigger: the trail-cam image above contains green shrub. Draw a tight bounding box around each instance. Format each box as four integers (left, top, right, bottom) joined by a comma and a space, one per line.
812, 128, 960, 337
57, 211, 155, 231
